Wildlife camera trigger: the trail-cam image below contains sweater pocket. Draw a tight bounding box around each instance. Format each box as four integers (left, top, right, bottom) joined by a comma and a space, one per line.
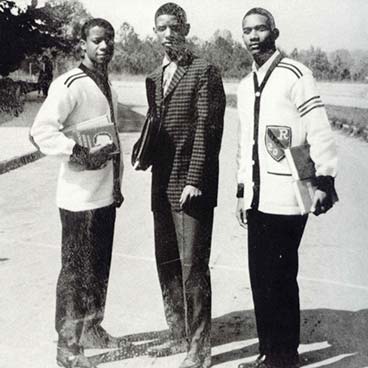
266, 156, 292, 176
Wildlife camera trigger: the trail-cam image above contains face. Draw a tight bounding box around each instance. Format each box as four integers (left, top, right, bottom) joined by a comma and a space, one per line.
242, 14, 276, 56
154, 14, 189, 57
81, 25, 114, 68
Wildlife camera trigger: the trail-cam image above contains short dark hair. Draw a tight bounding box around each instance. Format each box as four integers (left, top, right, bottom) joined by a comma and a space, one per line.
81, 18, 115, 40
154, 2, 187, 24
243, 7, 276, 30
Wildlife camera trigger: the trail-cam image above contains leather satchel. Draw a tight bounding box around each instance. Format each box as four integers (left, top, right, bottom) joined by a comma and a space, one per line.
131, 108, 161, 170
131, 77, 161, 170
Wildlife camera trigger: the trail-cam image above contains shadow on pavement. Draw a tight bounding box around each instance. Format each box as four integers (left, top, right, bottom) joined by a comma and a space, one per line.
89, 309, 368, 367
0, 258, 9, 262
297, 309, 368, 367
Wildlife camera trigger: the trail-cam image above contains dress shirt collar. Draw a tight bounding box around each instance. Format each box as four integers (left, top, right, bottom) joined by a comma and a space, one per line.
162, 54, 178, 68
252, 49, 281, 77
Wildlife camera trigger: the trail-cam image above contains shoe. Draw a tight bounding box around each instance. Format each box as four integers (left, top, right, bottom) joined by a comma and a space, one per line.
147, 338, 188, 357
238, 355, 270, 368
268, 352, 300, 368
179, 351, 211, 368
80, 325, 131, 349
56, 344, 96, 368
202, 353, 212, 368
179, 355, 202, 368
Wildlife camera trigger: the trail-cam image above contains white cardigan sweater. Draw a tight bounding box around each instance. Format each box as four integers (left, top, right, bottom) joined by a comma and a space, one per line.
237, 51, 337, 215
30, 67, 122, 211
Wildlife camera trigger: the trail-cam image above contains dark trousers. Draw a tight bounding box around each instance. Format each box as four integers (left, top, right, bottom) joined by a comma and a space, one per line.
153, 206, 214, 356
56, 205, 116, 347
247, 209, 308, 357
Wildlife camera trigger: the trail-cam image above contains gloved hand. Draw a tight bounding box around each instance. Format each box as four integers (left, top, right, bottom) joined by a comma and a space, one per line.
70, 143, 116, 170
113, 191, 124, 208
311, 176, 338, 216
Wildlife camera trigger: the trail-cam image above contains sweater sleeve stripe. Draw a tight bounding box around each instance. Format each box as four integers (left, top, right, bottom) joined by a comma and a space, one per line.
278, 61, 303, 78
66, 74, 88, 88
299, 98, 323, 113
279, 61, 303, 77
64, 72, 85, 86
300, 103, 325, 117
297, 95, 321, 110
277, 64, 301, 79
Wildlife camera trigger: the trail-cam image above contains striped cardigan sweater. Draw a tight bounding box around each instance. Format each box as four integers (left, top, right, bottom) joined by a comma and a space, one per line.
30, 67, 122, 211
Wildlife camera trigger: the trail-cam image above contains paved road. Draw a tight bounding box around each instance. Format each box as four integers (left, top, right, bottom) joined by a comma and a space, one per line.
1, 104, 368, 366
113, 80, 368, 109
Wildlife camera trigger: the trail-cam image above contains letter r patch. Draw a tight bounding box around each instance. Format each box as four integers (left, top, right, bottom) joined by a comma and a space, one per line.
265, 125, 292, 161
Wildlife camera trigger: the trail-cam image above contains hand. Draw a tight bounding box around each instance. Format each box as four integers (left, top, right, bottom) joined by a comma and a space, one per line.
311, 189, 332, 216
113, 191, 124, 208
70, 143, 116, 170
179, 185, 202, 209
236, 198, 247, 229
87, 143, 116, 170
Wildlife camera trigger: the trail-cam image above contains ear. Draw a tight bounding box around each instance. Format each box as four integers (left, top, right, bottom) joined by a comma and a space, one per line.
272, 28, 280, 41
183, 23, 190, 36
80, 39, 87, 51
153, 26, 157, 34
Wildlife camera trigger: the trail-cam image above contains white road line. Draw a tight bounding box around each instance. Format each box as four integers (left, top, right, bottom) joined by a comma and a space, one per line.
299, 276, 368, 292
29, 242, 368, 293
303, 353, 357, 368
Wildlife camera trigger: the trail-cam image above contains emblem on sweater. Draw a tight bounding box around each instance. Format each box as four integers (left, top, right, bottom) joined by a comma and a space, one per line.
265, 125, 291, 161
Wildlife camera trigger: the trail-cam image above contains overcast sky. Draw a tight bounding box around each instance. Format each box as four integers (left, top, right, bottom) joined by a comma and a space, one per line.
23, 0, 368, 52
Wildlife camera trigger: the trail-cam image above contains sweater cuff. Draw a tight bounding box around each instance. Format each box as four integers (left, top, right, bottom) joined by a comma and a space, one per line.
315, 175, 334, 192
236, 183, 244, 198
70, 143, 88, 166
315, 175, 339, 203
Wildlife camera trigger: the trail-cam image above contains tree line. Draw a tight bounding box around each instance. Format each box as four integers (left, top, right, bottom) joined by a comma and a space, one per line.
1, 0, 368, 82
57, 17, 368, 82
51, 20, 368, 82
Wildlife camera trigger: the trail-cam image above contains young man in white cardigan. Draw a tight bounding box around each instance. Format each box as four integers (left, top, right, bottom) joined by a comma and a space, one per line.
236, 8, 338, 368
31, 18, 125, 368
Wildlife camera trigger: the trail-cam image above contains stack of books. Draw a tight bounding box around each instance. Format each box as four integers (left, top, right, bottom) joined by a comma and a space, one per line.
285, 144, 316, 215
63, 114, 119, 151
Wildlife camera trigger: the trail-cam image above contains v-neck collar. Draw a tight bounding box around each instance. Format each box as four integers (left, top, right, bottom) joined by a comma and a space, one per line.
252, 50, 281, 84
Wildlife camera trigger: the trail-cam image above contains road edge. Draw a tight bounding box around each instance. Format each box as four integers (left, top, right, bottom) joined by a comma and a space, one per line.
0, 150, 43, 175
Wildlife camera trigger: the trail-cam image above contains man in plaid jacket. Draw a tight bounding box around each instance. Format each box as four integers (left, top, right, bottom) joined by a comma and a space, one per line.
146, 3, 225, 368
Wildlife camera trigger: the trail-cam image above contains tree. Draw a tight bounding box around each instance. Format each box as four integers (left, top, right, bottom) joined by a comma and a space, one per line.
197, 30, 251, 78
297, 47, 331, 80
329, 49, 353, 81
111, 22, 162, 75
44, 0, 91, 45
290, 48, 299, 60
350, 50, 368, 81
0, 0, 69, 77
39, 0, 91, 71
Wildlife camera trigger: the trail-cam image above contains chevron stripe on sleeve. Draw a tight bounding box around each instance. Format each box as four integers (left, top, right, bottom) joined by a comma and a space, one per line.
297, 95, 324, 117
64, 72, 87, 88
277, 61, 303, 79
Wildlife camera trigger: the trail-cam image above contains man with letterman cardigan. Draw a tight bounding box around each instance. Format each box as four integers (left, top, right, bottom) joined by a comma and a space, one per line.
236, 8, 338, 368
30, 18, 125, 368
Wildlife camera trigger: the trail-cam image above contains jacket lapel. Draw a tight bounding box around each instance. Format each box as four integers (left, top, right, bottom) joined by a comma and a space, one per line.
149, 68, 163, 109
163, 64, 188, 100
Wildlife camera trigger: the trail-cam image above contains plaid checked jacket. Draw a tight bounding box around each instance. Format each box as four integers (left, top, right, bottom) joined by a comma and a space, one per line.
147, 55, 226, 211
